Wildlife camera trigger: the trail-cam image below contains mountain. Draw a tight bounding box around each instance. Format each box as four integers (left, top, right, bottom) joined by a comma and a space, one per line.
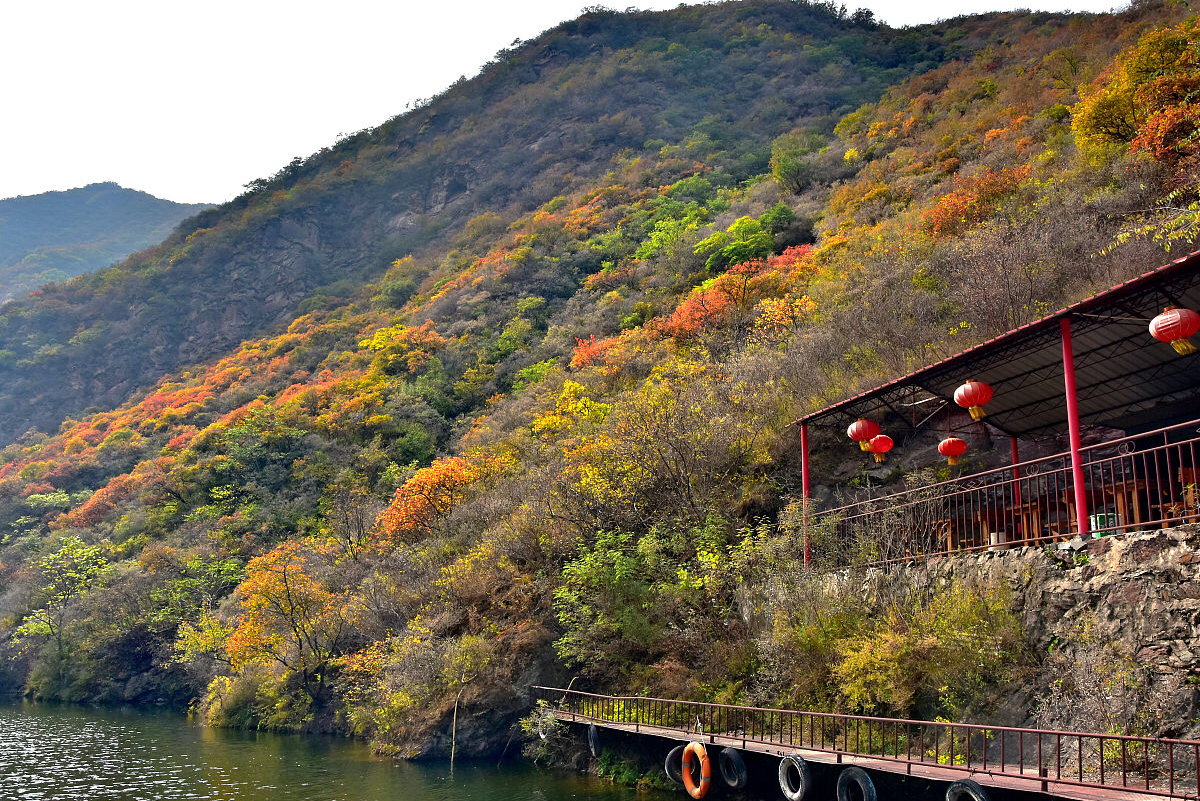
0, 183, 209, 304
0, 1, 1009, 442
0, 0, 1195, 758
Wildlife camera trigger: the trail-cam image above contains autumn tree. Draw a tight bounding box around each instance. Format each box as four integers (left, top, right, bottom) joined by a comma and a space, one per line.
376, 456, 481, 542
1075, 18, 1200, 250
923, 165, 1032, 239
569, 334, 618, 369
223, 540, 359, 695
358, 320, 448, 377
1073, 21, 1198, 159
551, 365, 771, 534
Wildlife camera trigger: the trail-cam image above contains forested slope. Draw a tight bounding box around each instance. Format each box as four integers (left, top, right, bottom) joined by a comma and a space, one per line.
0, 1, 969, 441
0, 0, 1195, 757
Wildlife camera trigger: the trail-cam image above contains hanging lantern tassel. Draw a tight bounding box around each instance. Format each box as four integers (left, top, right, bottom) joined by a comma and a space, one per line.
868, 434, 893, 463
1149, 306, 1200, 355
938, 436, 968, 466
846, 418, 880, 452
953, 379, 994, 421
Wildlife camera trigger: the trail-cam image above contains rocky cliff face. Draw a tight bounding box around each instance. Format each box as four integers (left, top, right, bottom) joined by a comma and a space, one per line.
904, 527, 1199, 736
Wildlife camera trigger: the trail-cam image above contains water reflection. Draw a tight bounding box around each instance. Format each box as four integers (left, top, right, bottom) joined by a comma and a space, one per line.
0, 701, 645, 801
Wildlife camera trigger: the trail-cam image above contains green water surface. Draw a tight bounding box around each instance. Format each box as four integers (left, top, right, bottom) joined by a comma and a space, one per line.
0, 701, 655, 801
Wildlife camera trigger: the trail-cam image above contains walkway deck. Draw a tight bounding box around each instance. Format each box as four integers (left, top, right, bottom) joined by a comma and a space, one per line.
532, 687, 1200, 801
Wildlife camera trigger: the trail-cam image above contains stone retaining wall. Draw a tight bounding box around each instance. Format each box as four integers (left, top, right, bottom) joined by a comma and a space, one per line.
911, 526, 1200, 735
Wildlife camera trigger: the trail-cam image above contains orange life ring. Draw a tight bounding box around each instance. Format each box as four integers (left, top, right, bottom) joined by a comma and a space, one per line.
681, 741, 711, 799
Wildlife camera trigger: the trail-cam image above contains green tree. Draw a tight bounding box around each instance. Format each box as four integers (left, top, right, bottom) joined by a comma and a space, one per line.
769, 130, 828, 194
15, 536, 109, 686
150, 556, 243, 627
760, 202, 797, 235
693, 216, 774, 272
552, 530, 654, 671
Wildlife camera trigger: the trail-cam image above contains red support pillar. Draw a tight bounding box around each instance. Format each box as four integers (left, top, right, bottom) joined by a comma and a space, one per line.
1060, 317, 1090, 538
801, 423, 811, 567
1011, 436, 1022, 537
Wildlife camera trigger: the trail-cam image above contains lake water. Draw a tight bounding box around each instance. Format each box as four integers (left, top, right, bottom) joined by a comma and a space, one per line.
0, 700, 657, 801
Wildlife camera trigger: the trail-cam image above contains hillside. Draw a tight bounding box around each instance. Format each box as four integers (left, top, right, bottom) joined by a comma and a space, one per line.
0, 183, 209, 303
1, 0, 1197, 759
0, 1, 1020, 442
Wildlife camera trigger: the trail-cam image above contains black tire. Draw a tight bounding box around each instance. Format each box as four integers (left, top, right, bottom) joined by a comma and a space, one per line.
778, 754, 813, 801
717, 747, 748, 790
665, 745, 685, 785
587, 723, 599, 757
946, 779, 991, 801
836, 766, 877, 801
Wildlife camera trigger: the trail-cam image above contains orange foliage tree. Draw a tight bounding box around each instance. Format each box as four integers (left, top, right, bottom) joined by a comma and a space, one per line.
569, 334, 620, 368
661, 245, 816, 341
58, 473, 138, 529
224, 539, 357, 692
923, 165, 1032, 238
376, 457, 481, 542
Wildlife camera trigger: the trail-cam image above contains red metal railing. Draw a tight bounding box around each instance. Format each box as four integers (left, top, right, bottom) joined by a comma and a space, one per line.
809, 419, 1200, 567
532, 687, 1200, 800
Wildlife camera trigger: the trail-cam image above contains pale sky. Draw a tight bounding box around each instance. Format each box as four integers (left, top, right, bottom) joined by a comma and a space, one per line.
0, 0, 1117, 205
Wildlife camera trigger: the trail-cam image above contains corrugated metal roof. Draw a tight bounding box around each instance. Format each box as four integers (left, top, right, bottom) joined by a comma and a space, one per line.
795, 250, 1200, 438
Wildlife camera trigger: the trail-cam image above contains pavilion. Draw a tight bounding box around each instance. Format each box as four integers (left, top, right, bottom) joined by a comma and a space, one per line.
792, 249, 1200, 566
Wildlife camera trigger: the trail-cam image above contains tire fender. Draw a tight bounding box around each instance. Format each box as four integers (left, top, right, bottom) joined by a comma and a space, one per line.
946, 779, 991, 801
778, 754, 813, 801
836, 766, 877, 801
717, 747, 748, 790
665, 744, 685, 785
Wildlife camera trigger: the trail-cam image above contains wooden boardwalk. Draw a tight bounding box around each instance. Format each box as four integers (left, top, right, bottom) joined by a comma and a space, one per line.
533, 687, 1200, 801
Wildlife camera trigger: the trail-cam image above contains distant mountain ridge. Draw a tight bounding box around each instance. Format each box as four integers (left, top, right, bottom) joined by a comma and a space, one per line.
0, 182, 210, 303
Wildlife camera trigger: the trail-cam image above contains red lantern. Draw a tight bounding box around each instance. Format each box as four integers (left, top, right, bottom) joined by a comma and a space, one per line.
1149, 306, 1200, 355
938, 436, 968, 466
953, 379, 994, 421
868, 434, 893, 463
847, 418, 880, 451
